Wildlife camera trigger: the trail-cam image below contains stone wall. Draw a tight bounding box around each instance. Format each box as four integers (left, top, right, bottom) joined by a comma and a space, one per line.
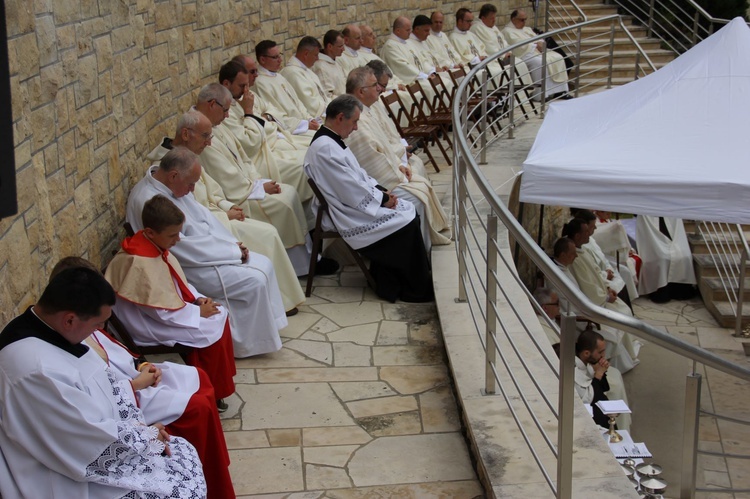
0, 0, 533, 325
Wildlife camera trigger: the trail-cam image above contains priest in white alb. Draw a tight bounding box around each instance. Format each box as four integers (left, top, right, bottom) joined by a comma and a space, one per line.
253, 40, 322, 136
426, 12, 462, 69
501, 9, 570, 99
410, 14, 456, 105
345, 67, 451, 250
280, 36, 330, 119
305, 95, 434, 303
126, 146, 287, 358
471, 4, 531, 82
313, 30, 348, 98
219, 60, 313, 204
144, 112, 306, 310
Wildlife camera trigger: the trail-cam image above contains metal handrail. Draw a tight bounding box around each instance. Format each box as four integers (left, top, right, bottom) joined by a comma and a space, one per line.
452, 16, 750, 499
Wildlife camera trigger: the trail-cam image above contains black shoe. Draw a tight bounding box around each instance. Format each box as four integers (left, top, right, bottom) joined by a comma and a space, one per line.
286, 307, 299, 317
216, 399, 229, 413
315, 257, 340, 275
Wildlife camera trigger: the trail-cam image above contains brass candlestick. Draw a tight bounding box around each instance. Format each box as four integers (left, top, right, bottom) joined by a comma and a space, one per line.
607, 413, 622, 443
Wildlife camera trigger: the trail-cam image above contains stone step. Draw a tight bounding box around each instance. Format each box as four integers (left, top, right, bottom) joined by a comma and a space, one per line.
703, 298, 750, 328
693, 253, 742, 279
578, 49, 675, 65
579, 37, 663, 51
699, 276, 750, 302
579, 62, 669, 79
688, 232, 750, 255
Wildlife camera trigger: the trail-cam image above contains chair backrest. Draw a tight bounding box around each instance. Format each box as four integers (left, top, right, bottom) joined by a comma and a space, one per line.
380, 92, 411, 135
405, 81, 431, 123
427, 73, 451, 113
105, 309, 144, 354
124, 222, 135, 237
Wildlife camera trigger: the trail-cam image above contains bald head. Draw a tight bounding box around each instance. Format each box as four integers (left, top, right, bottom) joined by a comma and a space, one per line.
360, 25, 376, 50
393, 16, 412, 41
342, 24, 362, 51
431, 11, 445, 33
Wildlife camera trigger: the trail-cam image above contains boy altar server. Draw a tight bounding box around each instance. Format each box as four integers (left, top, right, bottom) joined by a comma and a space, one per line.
106, 194, 237, 408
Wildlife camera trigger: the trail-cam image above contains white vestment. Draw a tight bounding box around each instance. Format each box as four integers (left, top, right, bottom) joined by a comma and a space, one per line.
593, 219, 641, 296
223, 100, 313, 204
147, 140, 306, 304
0, 316, 205, 498
200, 123, 312, 247
369, 99, 427, 177
253, 67, 314, 133
408, 34, 456, 105
501, 23, 569, 97
380, 34, 438, 106
250, 90, 315, 146
574, 356, 631, 430
449, 27, 513, 88
339, 47, 371, 78
126, 166, 286, 357
426, 30, 461, 69
635, 216, 697, 295
470, 21, 532, 82
312, 53, 347, 98
346, 104, 450, 247
89, 330, 199, 426
280, 56, 329, 118
303, 128, 416, 250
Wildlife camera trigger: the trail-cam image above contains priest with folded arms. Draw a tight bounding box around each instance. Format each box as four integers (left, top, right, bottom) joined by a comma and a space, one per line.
107, 193, 237, 408
0, 267, 206, 498
280, 37, 330, 120
304, 95, 434, 303
127, 146, 287, 358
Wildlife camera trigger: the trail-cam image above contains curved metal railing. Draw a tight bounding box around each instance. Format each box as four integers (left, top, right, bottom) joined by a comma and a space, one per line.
451, 17, 750, 499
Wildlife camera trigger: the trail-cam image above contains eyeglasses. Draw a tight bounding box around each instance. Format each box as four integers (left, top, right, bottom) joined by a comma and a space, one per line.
262, 54, 282, 60
210, 99, 231, 113
363, 82, 381, 90
517, 17, 527, 22
248, 69, 259, 75
187, 129, 213, 141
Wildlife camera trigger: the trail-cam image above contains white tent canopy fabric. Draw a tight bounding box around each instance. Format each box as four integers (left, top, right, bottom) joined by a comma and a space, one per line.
519, 18, 750, 224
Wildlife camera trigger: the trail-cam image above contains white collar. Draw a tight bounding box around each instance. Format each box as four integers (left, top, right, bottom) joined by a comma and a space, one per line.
345, 46, 359, 56
453, 27, 469, 35
431, 30, 443, 37
289, 56, 308, 69
389, 33, 407, 44
258, 66, 277, 76
318, 53, 335, 64
360, 47, 374, 53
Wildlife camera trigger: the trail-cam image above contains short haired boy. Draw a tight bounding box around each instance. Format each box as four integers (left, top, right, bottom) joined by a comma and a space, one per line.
105, 194, 236, 409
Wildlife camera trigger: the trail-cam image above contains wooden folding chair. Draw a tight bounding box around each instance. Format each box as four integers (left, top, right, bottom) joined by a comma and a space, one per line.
305, 178, 376, 297
380, 91, 444, 173
404, 81, 453, 165
446, 66, 503, 139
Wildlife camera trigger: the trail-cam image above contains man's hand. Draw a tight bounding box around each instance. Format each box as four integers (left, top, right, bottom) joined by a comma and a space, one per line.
384, 192, 398, 209
236, 242, 250, 263
227, 205, 245, 221
308, 120, 321, 130
263, 181, 282, 194
240, 88, 255, 114
606, 269, 614, 280
606, 288, 617, 303
195, 297, 221, 318
132, 364, 162, 390
152, 423, 171, 456
399, 165, 412, 182
593, 357, 609, 379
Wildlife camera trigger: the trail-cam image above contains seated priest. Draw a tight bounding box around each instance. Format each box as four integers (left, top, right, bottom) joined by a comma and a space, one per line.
107, 193, 237, 408
126, 146, 287, 358
280, 36, 329, 120
313, 30, 348, 98
345, 66, 451, 251
52, 256, 235, 499
0, 267, 206, 498
304, 95, 434, 303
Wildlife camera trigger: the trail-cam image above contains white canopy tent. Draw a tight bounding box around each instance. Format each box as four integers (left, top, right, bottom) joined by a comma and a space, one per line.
519, 17, 750, 224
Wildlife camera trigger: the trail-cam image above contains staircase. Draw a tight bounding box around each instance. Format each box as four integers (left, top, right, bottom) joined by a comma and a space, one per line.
685, 221, 750, 329
548, 0, 677, 90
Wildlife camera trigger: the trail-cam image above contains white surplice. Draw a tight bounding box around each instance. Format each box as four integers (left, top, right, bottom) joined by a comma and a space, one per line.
0, 312, 205, 498
380, 33, 438, 105
426, 30, 461, 69
89, 330, 198, 426
312, 53, 347, 98
346, 104, 450, 247
126, 166, 286, 358
253, 67, 314, 133
635, 216, 696, 295
281, 56, 329, 118
448, 27, 508, 83
470, 21, 531, 81
303, 127, 416, 250
250, 89, 316, 146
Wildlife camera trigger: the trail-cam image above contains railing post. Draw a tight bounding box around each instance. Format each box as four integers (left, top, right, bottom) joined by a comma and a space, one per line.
647, 0, 655, 38
485, 214, 498, 395
680, 371, 701, 499
736, 244, 747, 336
508, 53, 516, 138
692, 11, 700, 47
634, 52, 641, 81
540, 46, 547, 116
557, 311, 576, 499
574, 26, 582, 99
607, 21, 616, 89
456, 89, 468, 304
479, 69, 488, 165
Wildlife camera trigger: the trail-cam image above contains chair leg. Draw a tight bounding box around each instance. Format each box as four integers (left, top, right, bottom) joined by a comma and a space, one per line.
433, 131, 452, 166
305, 231, 323, 297
422, 140, 440, 173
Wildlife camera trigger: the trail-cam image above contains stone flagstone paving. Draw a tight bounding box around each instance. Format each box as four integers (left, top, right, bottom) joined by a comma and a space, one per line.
219, 267, 484, 498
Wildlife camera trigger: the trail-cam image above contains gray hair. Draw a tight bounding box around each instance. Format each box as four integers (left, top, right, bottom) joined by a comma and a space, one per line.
326, 94, 363, 120
366, 59, 393, 80
532, 287, 555, 306
196, 83, 232, 105
346, 66, 375, 94
159, 146, 199, 174
174, 110, 203, 137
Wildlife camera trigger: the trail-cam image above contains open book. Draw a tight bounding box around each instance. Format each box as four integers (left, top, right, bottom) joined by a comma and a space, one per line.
610, 441, 652, 459
595, 399, 631, 414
